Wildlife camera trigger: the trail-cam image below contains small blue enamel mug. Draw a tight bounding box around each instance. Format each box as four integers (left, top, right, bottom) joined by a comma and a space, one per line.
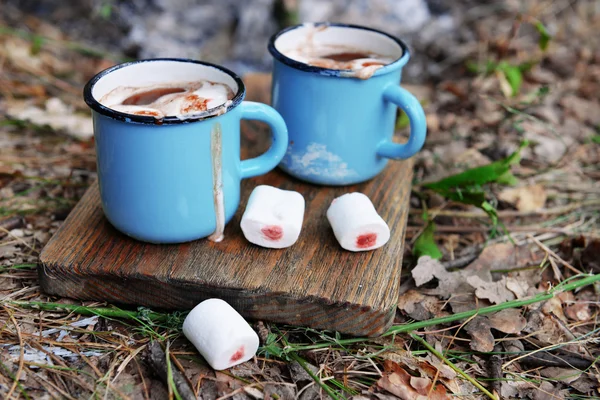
84, 59, 288, 244
268, 23, 427, 185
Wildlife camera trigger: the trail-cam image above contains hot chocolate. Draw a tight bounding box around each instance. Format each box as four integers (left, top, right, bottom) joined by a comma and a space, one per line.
282, 44, 395, 79
304, 48, 392, 70
277, 24, 397, 79
99, 80, 235, 119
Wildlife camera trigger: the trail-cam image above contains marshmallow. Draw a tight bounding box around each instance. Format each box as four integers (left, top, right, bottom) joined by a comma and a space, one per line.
182, 299, 259, 370
326, 192, 390, 252
241, 185, 305, 249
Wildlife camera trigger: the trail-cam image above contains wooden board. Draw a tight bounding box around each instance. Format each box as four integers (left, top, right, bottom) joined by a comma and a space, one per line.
38, 75, 413, 337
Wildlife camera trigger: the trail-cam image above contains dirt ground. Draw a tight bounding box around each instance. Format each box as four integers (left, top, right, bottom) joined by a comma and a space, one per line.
1, 1, 600, 399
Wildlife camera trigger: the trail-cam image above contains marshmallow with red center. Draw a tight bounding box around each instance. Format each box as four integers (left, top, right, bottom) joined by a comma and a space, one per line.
241, 185, 305, 249
182, 299, 259, 371
326, 192, 390, 252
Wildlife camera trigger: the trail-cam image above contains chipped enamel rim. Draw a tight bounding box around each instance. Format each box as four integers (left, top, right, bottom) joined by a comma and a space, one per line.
268, 22, 411, 77
83, 58, 246, 125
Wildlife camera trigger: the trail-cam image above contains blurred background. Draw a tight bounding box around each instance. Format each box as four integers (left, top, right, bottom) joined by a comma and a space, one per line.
2, 0, 572, 82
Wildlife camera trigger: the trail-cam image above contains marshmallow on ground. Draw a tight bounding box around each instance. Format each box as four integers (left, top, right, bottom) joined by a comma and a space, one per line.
182, 299, 259, 370
326, 192, 390, 252
241, 185, 305, 249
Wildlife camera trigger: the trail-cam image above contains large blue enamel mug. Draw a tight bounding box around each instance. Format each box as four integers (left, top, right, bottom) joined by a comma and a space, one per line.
268, 23, 427, 185
84, 59, 288, 244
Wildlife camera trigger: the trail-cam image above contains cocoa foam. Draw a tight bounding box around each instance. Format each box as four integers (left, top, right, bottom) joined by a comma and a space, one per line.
99, 80, 234, 120
280, 26, 396, 79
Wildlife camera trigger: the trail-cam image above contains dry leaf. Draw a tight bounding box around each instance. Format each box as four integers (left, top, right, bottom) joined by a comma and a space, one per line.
453, 148, 492, 169
534, 381, 568, 400
6, 98, 93, 140
525, 132, 569, 163
4, 37, 44, 69
397, 290, 447, 321
506, 276, 530, 298
411, 256, 451, 287
581, 238, 600, 272
244, 386, 264, 399
0, 244, 20, 259
488, 309, 527, 333
570, 374, 600, 394
409, 376, 431, 392
560, 95, 600, 126
375, 360, 450, 400
498, 184, 547, 211
542, 296, 568, 322
507, 269, 542, 298
564, 302, 592, 321
375, 362, 422, 400
382, 350, 457, 383
540, 367, 582, 384
423, 353, 457, 381
467, 275, 515, 304
465, 242, 539, 272
501, 380, 568, 400
502, 339, 524, 354
465, 317, 495, 352
524, 310, 565, 344
500, 381, 523, 398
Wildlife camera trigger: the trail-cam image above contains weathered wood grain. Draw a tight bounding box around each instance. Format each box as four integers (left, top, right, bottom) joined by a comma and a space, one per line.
38, 75, 413, 337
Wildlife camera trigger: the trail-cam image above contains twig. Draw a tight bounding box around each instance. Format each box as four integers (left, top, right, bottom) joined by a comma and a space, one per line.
10, 276, 600, 361
503, 332, 600, 371
289, 352, 342, 400
0, 216, 25, 238
487, 346, 503, 398
4, 307, 25, 400
410, 333, 497, 400
148, 341, 194, 400
8, 301, 176, 323
215, 384, 261, 400
406, 225, 573, 234
527, 234, 583, 274
517, 350, 597, 370
409, 199, 600, 219
0, 360, 30, 400
168, 348, 196, 399
287, 274, 600, 352
0, 226, 38, 253
442, 253, 480, 269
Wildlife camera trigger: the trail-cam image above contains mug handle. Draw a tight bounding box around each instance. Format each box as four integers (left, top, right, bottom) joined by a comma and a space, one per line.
376, 85, 427, 160
239, 101, 289, 179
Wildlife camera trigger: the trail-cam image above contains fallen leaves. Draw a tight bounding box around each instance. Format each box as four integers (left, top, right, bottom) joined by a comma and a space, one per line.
560, 95, 600, 126
523, 309, 566, 344
397, 290, 447, 321
564, 302, 592, 322
467, 275, 515, 304
411, 256, 449, 287
373, 360, 450, 400
411, 255, 525, 305
465, 317, 495, 352
580, 238, 600, 272
408, 252, 539, 351
6, 98, 93, 140
498, 184, 547, 211
465, 242, 540, 272
487, 309, 527, 334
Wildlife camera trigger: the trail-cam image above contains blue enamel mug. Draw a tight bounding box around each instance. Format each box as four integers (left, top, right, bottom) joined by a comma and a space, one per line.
268, 23, 427, 185
83, 59, 288, 244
